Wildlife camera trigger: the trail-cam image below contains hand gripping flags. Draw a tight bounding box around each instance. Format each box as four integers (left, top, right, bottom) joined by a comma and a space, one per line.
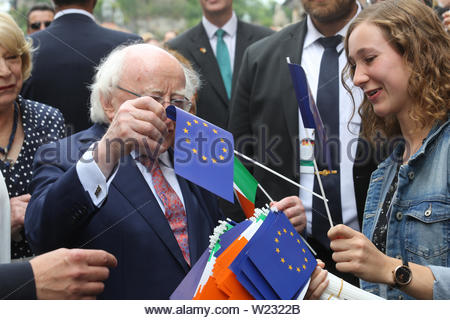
171, 208, 317, 300
167, 106, 234, 202
229, 209, 317, 299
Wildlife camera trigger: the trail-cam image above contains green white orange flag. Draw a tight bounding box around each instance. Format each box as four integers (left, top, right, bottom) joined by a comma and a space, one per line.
233, 158, 258, 218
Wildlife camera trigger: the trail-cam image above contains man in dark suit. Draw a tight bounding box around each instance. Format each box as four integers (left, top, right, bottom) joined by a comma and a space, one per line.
21, 0, 141, 133
167, 0, 273, 222
167, 0, 273, 130
0, 248, 117, 299
229, 0, 380, 286
25, 44, 306, 299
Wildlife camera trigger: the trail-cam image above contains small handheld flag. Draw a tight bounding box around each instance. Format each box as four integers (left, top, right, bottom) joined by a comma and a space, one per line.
167, 105, 234, 203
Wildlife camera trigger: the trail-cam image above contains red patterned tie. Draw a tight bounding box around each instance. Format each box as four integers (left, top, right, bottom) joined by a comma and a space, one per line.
143, 158, 190, 265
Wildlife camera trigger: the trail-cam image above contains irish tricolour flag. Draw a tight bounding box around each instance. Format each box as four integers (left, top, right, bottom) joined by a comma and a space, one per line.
233, 158, 258, 218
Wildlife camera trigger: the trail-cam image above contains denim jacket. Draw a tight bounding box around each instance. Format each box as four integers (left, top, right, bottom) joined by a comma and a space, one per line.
361, 117, 450, 299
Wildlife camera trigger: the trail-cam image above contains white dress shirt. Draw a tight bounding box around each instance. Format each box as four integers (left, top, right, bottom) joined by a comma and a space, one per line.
202, 12, 238, 72
0, 170, 10, 263
54, 8, 96, 21
299, 2, 365, 235
76, 145, 185, 213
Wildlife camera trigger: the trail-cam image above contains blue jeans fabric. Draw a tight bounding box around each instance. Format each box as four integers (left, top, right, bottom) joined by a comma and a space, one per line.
361, 117, 450, 299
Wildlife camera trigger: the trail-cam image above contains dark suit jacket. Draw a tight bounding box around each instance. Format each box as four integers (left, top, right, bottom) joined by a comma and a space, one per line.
21, 14, 141, 133
0, 262, 36, 299
229, 19, 378, 230
25, 124, 223, 299
167, 20, 274, 130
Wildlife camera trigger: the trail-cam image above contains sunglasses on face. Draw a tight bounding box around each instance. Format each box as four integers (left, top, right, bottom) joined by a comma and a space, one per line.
29, 21, 52, 30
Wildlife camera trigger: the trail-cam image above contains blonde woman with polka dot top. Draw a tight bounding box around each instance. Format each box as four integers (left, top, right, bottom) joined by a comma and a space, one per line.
0, 13, 65, 260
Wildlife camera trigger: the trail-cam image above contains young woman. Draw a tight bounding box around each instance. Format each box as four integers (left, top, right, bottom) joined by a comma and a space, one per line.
307, 0, 449, 300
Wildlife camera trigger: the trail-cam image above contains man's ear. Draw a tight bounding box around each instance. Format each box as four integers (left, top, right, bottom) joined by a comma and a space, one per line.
100, 92, 115, 122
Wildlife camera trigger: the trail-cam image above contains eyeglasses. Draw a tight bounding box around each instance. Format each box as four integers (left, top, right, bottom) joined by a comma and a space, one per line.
116, 85, 192, 111
29, 21, 52, 30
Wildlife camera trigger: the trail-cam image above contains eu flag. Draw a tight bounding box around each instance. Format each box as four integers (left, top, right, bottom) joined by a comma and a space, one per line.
231, 210, 317, 299
167, 106, 234, 202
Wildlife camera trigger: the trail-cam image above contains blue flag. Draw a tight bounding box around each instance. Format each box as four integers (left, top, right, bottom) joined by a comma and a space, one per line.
230, 210, 317, 299
287, 60, 332, 171
167, 106, 234, 203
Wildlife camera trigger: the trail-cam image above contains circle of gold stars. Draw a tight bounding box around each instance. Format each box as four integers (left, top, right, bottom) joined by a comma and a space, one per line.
274, 228, 309, 272
182, 119, 229, 163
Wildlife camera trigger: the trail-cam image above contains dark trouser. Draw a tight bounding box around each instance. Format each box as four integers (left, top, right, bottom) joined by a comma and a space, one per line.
306, 236, 360, 288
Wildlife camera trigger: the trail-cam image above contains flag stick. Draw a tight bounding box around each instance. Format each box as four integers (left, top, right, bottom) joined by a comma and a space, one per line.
258, 184, 273, 203
233, 150, 328, 202
312, 158, 334, 229
301, 126, 334, 229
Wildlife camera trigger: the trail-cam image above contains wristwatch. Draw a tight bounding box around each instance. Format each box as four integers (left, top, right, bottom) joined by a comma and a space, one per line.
392, 261, 412, 287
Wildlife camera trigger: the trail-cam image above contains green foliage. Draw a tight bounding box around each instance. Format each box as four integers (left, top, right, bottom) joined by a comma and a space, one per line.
95, 0, 285, 32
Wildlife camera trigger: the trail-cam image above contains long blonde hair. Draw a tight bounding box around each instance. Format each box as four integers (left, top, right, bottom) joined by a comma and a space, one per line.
343, 0, 450, 141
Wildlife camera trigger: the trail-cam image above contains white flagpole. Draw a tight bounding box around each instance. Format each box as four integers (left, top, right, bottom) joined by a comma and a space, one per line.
312, 157, 334, 228
257, 184, 273, 202
301, 125, 334, 229
233, 150, 328, 202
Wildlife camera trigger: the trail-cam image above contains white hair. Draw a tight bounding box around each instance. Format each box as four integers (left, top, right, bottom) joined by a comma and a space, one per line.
89, 43, 200, 123
89, 44, 129, 124
182, 63, 201, 103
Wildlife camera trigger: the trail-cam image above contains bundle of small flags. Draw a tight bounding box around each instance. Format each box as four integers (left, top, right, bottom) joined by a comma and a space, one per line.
171, 207, 316, 300
170, 206, 384, 300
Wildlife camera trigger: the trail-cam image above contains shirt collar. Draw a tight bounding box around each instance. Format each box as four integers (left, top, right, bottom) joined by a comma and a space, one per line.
303, 1, 361, 49
131, 150, 172, 168
54, 9, 96, 21
202, 11, 237, 40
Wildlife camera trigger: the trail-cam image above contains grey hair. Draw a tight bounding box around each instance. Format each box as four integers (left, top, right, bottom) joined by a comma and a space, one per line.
181, 63, 201, 105
89, 44, 129, 124
90, 43, 199, 122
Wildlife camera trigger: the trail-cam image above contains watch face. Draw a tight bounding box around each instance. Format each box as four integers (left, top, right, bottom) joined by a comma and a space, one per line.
395, 265, 412, 286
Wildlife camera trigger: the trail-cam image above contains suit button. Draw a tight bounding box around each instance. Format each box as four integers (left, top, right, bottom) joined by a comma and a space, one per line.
408, 171, 415, 180
395, 255, 402, 260
396, 211, 403, 221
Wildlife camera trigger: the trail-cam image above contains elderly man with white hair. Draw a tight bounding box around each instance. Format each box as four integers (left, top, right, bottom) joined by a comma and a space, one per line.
24, 44, 305, 299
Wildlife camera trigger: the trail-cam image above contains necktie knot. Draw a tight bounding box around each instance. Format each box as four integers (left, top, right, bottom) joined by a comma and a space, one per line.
318, 35, 343, 49
216, 28, 225, 39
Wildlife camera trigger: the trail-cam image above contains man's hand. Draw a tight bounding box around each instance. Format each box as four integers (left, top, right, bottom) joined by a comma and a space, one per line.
95, 96, 168, 178
328, 224, 395, 284
10, 194, 31, 235
30, 248, 118, 299
270, 196, 306, 233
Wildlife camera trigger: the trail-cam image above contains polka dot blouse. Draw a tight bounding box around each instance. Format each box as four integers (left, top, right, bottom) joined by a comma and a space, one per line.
0, 96, 66, 259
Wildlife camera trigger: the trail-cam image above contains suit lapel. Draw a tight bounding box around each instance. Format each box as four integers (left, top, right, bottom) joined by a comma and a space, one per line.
233, 21, 250, 92
188, 23, 229, 106
280, 20, 307, 144
112, 157, 190, 272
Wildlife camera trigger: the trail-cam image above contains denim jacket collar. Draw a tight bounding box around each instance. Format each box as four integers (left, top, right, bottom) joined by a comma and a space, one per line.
378, 116, 450, 170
